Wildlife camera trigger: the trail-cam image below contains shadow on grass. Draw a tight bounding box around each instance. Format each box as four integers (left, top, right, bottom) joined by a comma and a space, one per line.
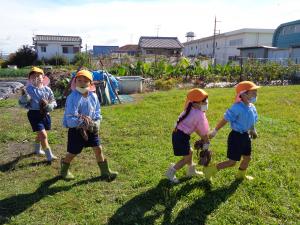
108, 178, 242, 225
0, 152, 35, 172
0, 176, 101, 225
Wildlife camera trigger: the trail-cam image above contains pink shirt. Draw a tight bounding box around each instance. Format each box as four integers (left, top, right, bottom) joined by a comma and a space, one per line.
176, 108, 209, 136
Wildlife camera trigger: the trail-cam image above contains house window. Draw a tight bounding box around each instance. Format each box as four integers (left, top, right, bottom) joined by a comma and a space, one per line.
146, 50, 154, 54
229, 39, 243, 46
228, 56, 238, 61
73, 47, 79, 53
248, 53, 255, 58
62, 47, 69, 54
41, 46, 46, 52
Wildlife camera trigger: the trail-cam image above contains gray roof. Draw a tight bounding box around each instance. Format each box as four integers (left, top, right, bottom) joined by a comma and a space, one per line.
139, 36, 184, 49
33, 35, 82, 43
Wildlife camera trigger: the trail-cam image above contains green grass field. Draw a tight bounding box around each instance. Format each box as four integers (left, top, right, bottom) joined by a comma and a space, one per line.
0, 86, 299, 225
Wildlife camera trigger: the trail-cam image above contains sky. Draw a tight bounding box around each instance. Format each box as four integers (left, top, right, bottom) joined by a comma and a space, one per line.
0, 0, 300, 54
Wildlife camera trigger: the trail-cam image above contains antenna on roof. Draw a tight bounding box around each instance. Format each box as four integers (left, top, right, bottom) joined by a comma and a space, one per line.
156, 25, 161, 37
32, 29, 37, 36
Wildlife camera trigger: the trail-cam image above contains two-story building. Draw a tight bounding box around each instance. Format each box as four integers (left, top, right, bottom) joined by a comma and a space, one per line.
33, 35, 82, 62
183, 28, 274, 65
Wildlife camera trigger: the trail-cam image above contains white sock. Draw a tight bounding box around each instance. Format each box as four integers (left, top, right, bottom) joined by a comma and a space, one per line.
44, 148, 57, 161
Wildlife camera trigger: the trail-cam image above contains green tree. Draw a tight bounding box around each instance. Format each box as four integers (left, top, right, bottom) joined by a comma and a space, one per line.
7, 45, 37, 68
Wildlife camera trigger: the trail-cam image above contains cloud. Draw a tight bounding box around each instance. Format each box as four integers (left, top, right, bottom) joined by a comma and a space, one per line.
0, 0, 300, 53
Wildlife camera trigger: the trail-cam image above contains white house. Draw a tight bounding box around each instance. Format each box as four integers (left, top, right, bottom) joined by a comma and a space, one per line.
183, 28, 274, 65
33, 35, 82, 62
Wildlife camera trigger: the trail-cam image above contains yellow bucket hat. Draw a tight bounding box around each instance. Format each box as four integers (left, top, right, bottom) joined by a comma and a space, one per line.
75, 70, 93, 82
29, 67, 44, 76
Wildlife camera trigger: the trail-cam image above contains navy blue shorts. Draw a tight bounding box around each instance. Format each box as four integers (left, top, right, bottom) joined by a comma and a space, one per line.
27, 110, 51, 132
172, 129, 191, 156
67, 128, 100, 154
227, 130, 251, 161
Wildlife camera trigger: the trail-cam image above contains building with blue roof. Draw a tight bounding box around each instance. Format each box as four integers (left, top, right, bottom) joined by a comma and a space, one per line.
93, 46, 119, 57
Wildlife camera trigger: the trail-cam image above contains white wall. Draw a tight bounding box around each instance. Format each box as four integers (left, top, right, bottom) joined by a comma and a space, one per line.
183, 29, 274, 65
36, 41, 81, 61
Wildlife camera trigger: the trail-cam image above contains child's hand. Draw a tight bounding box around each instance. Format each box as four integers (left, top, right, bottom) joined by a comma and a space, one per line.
20, 88, 31, 101
21, 87, 26, 95
87, 120, 100, 134
249, 129, 258, 139
82, 115, 92, 125
209, 128, 218, 139
45, 103, 54, 112
39, 99, 48, 116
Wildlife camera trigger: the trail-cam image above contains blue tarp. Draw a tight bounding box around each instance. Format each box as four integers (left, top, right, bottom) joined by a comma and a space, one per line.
72, 70, 119, 104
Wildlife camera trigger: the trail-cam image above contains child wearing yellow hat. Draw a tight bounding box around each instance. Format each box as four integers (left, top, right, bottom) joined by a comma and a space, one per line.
61, 70, 118, 180
166, 88, 210, 183
18, 67, 57, 161
204, 81, 260, 180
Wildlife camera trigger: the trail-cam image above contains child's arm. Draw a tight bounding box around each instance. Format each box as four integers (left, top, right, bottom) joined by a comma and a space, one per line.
45, 88, 57, 112
209, 118, 228, 138
63, 96, 84, 128
93, 94, 102, 121
18, 87, 31, 108
86, 93, 102, 132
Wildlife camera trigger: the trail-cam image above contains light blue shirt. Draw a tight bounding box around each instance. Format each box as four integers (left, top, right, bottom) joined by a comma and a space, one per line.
224, 102, 258, 133
63, 90, 101, 128
24, 85, 57, 110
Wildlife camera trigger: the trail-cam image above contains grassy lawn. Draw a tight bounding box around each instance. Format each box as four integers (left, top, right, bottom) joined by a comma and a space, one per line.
0, 86, 299, 225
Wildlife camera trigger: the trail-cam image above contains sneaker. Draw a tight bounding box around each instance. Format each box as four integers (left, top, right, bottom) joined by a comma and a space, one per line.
166, 163, 179, 183
186, 164, 204, 177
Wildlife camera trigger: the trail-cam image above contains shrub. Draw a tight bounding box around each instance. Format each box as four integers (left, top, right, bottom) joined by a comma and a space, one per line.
72, 52, 91, 67
154, 78, 178, 90
48, 56, 68, 66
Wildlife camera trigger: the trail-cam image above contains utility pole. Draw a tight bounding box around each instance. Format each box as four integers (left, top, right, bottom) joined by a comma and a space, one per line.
212, 16, 221, 67
155, 25, 161, 65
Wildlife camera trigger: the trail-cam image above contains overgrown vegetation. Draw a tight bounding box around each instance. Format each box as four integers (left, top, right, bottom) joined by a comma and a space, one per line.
108, 58, 300, 84
0, 68, 30, 78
